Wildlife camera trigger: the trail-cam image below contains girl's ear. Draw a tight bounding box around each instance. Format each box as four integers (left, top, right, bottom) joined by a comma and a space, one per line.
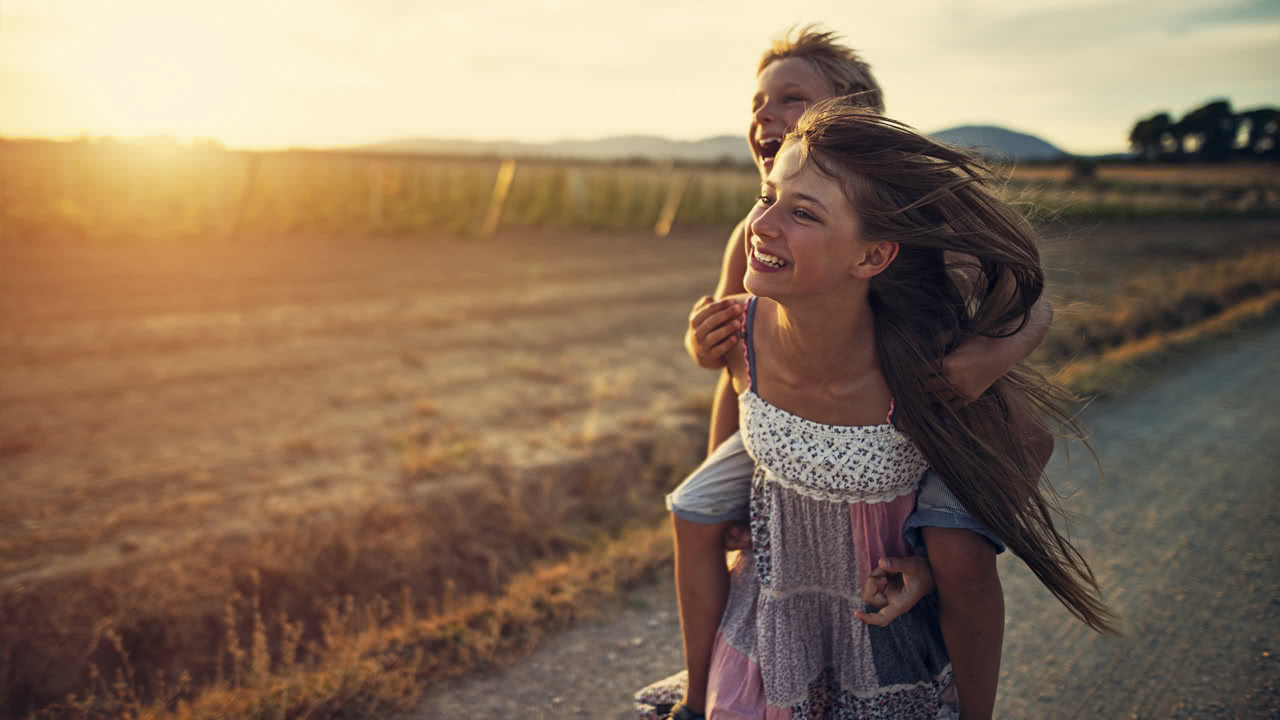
852, 240, 899, 279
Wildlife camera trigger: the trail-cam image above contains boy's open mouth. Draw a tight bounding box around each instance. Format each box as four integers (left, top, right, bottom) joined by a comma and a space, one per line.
755, 137, 783, 167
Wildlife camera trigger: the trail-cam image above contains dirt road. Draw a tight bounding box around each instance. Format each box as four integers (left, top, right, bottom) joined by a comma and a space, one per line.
412, 318, 1280, 719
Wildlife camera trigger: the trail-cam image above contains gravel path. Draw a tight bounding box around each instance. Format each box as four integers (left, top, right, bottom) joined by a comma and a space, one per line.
413, 320, 1280, 719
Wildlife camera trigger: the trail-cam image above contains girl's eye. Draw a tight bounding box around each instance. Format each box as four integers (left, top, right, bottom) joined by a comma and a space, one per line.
793, 209, 816, 221
785, 96, 806, 104
756, 194, 774, 206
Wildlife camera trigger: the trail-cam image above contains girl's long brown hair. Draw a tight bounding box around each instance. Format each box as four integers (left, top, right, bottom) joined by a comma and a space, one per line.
790, 99, 1117, 633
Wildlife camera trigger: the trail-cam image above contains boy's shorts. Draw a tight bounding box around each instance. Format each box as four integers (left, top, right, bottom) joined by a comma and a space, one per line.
666, 431, 1005, 554
665, 432, 753, 525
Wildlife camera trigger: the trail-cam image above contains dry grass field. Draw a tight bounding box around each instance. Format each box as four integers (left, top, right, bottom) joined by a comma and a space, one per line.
1010, 162, 1280, 188
3, 141, 1277, 251
2, 143, 1280, 718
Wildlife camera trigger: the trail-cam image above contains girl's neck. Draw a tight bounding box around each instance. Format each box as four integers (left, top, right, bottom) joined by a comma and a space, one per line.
768, 292, 878, 382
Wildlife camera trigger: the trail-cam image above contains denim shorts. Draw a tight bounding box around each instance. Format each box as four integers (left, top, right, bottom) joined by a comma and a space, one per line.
665, 432, 752, 525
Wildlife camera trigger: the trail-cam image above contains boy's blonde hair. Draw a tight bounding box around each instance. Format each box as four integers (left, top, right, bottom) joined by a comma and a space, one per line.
759, 25, 884, 113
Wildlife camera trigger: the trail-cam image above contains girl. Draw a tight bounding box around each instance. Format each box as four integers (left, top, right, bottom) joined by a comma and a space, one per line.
655, 26, 1054, 720
663, 102, 1114, 719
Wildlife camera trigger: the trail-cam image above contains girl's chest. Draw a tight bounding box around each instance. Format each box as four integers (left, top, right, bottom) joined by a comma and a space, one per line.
739, 392, 927, 501
748, 369, 894, 428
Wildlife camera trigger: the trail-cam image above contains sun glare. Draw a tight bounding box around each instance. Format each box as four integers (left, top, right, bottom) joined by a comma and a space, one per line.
3, 2, 286, 145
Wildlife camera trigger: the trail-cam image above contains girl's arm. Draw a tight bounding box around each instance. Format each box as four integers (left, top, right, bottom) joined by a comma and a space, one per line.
923, 526, 1003, 720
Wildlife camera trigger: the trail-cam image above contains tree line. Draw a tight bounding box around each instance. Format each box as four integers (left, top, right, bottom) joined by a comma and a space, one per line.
1130, 100, 1278, 162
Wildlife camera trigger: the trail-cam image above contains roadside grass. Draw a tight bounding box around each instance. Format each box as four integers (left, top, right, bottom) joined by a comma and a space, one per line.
8, 426, 705, 720
1036, 247, 1280, 368
28, 524, 677, 720
1056, 289, 1280, 398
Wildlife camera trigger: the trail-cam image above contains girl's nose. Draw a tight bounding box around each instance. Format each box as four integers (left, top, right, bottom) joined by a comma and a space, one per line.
750, 204, 780, 240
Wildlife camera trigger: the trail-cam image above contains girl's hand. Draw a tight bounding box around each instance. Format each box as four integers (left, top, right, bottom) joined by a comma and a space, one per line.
687, 296, 745, 369
855, 556, 935, 626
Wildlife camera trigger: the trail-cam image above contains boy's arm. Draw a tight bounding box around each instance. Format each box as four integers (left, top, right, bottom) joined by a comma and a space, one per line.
707, 371, 740, 455
684, 220, 751, 369
923, 526, 1003, 720
933, 296, 1053, 408
714, 218, 751, 299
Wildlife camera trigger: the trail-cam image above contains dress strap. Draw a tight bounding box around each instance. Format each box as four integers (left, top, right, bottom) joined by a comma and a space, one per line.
742, 297, 759, 393
886, 397, 898, 426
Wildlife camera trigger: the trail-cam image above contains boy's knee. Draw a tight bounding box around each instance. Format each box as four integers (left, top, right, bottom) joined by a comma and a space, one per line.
921, 526, 999, 590
673, 514, 735, 550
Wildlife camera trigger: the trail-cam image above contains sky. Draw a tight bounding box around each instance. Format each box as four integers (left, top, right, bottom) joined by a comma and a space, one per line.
1, 0, 1277, 155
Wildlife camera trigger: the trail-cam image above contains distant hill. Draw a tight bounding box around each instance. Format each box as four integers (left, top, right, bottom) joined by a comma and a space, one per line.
930, 125, 1067, 162
357, 125, 1068, 164
359, 134, 752, 164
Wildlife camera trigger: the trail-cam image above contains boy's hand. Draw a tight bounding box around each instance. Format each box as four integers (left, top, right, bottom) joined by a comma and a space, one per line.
687, 296, 744, 369
855, 556, 935, 626
929, 298, 1054, 409
926, 343, 995, 410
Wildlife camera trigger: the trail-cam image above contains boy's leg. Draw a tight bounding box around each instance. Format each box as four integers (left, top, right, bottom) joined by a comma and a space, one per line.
665, 430, 753, 716
923, 526, 1002, 720
672, 516, 733, 713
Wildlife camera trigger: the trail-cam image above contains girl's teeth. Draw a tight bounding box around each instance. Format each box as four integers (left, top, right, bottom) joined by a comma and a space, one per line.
755, 249, 786, 268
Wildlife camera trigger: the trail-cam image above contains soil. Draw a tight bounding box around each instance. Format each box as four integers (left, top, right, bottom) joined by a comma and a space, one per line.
0, 227, 728, 588
411, 317, 1280, 719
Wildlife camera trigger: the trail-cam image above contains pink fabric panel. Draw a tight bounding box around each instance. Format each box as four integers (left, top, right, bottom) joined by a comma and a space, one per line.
849, 492, 917, 581
706, 633, 792, 720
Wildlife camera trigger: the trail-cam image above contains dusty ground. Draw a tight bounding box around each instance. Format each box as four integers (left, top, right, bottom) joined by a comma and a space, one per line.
0, 227, 728, 588
412, 316, 1280, 720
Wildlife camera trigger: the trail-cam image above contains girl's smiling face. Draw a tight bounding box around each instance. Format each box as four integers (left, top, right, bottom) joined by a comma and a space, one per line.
744, 142, 864, 300
749, 57, 833, 178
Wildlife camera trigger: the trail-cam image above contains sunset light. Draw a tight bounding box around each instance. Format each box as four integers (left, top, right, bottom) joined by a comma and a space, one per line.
4, 0, 1277, 153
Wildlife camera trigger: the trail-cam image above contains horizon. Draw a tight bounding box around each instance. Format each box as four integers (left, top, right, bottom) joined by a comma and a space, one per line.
3, 1, 1277, 155
0, 119, 1219, 158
